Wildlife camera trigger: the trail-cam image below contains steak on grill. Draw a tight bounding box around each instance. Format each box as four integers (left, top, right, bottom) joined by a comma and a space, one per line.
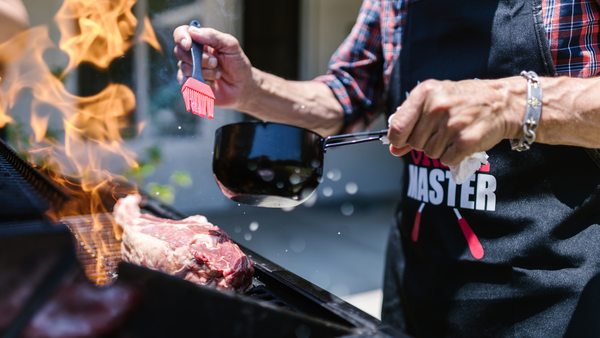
114, 194, 254, 293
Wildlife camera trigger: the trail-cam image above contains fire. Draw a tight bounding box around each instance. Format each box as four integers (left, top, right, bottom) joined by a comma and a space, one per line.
55, 0, 162, 75
0, 0, 162, 285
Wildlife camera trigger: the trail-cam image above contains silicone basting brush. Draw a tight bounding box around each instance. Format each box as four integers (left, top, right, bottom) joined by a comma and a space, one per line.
181, 20, 215, 119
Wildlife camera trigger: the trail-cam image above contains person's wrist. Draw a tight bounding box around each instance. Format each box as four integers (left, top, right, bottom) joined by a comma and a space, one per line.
495, 76, 528, 140
233, 67, 262, 113
509, 71, 543, 151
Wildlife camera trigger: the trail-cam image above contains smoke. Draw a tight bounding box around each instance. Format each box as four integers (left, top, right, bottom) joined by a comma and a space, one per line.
216, 0, 242, 22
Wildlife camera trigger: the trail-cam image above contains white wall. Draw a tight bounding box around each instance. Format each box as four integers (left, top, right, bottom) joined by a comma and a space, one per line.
300, 0, 365, 80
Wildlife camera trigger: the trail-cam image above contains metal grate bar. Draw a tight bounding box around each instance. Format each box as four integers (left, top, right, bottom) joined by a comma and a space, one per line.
246, 282, 299, 312
0, 138, 68, 210
0, 152, 49, 222
61, 214, 122, 286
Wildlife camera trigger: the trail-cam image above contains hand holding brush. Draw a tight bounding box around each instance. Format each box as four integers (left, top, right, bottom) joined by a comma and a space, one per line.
181, 20, 216, 119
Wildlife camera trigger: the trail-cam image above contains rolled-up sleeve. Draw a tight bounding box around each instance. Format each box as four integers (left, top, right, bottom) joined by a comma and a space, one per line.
314, 0, 386, 132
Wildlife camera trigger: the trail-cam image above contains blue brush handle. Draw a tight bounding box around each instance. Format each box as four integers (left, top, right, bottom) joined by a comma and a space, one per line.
189, 20, 206, 83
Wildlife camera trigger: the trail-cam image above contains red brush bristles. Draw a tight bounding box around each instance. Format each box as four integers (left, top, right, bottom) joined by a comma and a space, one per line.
182, 78, 215, 119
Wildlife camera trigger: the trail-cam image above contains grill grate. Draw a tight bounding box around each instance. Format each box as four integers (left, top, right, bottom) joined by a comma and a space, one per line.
0, 149, 49, 223
0, 139, 68, 216
246, 281, 299, 312
61, 214, 122, 286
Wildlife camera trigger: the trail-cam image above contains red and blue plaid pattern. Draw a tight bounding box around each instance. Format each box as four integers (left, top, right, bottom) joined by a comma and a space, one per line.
543, 0, 600, 77
314, 0, 405, 132
316, 0, 600, 132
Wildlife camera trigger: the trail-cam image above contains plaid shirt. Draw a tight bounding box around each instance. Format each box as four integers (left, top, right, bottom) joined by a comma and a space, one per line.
315, 0, 600, 132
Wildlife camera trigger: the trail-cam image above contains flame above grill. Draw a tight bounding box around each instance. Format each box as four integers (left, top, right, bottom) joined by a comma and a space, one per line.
0, 0, 162, 285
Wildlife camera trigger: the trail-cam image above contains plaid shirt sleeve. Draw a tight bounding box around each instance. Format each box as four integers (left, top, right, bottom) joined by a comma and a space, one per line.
543, 0, 600, 77
313, 1, 386, 132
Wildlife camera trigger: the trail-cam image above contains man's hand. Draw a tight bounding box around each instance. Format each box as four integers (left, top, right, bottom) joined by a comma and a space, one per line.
387, 78, 526, 166
173, 25, 254, 111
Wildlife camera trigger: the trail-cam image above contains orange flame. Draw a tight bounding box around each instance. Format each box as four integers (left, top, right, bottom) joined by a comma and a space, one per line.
0, 0, 162, 285
140, 15, 163, 53
55, 0, 162, 75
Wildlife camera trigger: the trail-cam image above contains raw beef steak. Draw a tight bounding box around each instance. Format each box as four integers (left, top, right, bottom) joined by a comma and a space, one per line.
114, 194, 254, 293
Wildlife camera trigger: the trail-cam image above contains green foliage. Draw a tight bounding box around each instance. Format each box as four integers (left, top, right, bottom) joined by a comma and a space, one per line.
51, 66, 67, 84
122, 143, 192, 205
122, 161, 156, 186
5, 118, 63, 147
169, 171, 192, 188
146, 182, 175, 205
4, 121, 30, 148
145, 144, 162, 165
119, 128, 137, 139
44, 128, 63, 140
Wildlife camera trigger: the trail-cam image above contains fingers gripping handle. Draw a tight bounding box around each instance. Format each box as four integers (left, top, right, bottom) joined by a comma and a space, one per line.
181, 20, 215, 119
189, 20, 206, 83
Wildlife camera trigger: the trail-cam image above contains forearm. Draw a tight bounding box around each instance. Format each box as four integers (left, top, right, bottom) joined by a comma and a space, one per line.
534, 76, 600, 148
237, 68, 345, 137
476, 75, 600, 149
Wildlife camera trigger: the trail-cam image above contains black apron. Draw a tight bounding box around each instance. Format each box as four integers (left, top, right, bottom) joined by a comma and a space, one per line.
381, 0, 600, 337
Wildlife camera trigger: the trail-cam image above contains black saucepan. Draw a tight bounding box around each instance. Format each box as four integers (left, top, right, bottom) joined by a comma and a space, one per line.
213, 121, 388, 208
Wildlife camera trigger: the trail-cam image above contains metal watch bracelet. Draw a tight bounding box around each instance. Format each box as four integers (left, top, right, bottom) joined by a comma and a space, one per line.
510, 70, 542, 151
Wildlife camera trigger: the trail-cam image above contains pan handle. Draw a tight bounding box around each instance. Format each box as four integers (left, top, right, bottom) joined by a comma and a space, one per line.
323, 129, 389, 151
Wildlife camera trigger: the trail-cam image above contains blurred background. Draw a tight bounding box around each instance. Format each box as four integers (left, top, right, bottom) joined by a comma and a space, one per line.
4, 0, 403, 319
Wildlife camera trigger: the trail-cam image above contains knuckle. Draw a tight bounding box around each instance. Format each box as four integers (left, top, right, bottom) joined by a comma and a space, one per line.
419, 79, 439, 93
388, 118, 403, 134
423, 144, 441, 159
437, 93, 454, 107
446, 118, 467, 135
428, 97, 452, 114
406, 135, 424, 151
423, 147, 434, 158
205, 28, 237, 47
412, 79, 443, 106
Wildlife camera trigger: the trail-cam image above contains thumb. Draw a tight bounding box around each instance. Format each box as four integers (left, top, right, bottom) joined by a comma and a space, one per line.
390, 144, 412, 157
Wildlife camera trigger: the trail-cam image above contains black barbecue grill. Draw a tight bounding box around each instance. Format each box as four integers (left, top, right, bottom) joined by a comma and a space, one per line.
0, 138, 405, 338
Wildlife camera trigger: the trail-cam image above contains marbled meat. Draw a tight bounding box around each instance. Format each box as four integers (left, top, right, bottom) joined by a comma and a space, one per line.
114, 194, 254, 293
